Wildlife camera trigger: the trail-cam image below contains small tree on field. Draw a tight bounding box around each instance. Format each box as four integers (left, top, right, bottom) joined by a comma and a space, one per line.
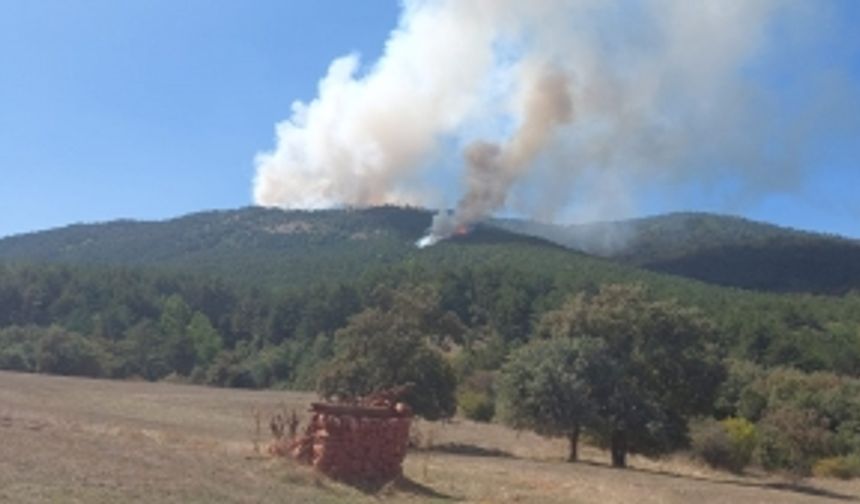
498, 337, 605, 461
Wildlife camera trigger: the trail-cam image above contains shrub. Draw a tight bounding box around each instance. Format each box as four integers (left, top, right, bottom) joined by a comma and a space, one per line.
835, 421, 860, 455
691, 417, 756, 473
714, 359, 764, 418
812, 455, 860, 480
0, 345, 34, 372
756, 407, 835, 476
457, 371, 496, 422
205, 349, 258, 388
36, 327, 110, 378
458, 389, 495, 422
722, 417, 757, 467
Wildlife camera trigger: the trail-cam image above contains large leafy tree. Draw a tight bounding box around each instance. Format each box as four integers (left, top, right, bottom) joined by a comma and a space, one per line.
498, 337, 606, 461
536, 284, 726, 467
316, 287, 463, 420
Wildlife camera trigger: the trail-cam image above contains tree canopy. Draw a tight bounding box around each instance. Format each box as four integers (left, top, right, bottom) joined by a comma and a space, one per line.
509, 284, 726, 467
316, 287, 461, 420
498, 337, 605, 461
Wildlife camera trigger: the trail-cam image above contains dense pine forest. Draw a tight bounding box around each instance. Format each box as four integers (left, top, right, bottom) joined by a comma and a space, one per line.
1, 206, 859, 474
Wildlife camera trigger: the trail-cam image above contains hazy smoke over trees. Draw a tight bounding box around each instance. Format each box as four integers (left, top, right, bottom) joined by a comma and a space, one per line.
253, 0, 858, 245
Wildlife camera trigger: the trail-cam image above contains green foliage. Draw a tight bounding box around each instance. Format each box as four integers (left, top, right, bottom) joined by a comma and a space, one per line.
205, 344, 257, 388
715, 359, 765, 418
498, 338, 597, 437
756, 407, 835, 476
691, 417, 756, 473
457, 391, 495, 423
452, 328, 510, 379
115, 320, 171, 380
812, 455, 860, 480
737, 367, 860, 436
723, 417, 758, 463
456, 371, 496, 422
35, 326, 111, 378
497, 337, 604, 461
0, 327, 37, 372
0, 344, 32, 372
187, 312, 222, 366
317, 288, 459, 420
724, 366, 860, 475
537, 284, 726, 466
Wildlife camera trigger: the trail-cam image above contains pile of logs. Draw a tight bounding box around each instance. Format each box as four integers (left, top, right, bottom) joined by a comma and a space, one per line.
272, 391, 414, 483
297, 403, 412, 481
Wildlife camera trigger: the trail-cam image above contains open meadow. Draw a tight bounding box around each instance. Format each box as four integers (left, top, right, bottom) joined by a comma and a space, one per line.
1, 370, 858, 503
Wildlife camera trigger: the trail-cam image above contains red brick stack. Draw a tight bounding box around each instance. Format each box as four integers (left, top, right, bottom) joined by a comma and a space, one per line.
289, 402, 413, 483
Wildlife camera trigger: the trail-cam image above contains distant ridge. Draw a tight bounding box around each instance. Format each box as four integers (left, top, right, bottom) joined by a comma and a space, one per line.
494, 212, 860, 294
0, 206, 570, 288
1, 206, 859, 294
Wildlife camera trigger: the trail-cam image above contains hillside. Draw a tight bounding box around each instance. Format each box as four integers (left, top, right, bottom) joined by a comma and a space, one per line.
4, 207, 859, 294
0, 206, 427, 287
0, 206, 572, 289
494, 212, 860, 294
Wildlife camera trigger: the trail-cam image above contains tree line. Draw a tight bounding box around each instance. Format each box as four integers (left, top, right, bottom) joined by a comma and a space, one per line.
1, 261, 859, 474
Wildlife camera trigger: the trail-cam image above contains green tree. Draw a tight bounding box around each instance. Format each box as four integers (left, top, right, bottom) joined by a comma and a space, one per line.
159, 294, 195, 374
187, 311, 222, 366
498, 337, 605, 461
538, 284, 725, 467
35, 326, 110, 377
117, 319, 170, 380
317, 287, 460, 420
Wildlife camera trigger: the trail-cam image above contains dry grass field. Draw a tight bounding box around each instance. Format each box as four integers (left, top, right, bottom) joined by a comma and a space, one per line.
1, 370, 858, 504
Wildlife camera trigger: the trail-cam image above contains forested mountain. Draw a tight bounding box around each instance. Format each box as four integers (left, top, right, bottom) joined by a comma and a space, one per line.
1, 206, 859, 384
0, 206, 428, 287
494, 212, 860, 294
0, 206, 581, 289
4, 207, 860, 294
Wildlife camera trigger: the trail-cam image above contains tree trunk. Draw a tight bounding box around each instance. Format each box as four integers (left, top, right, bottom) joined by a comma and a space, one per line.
610, 429, 627, 468
567, 424, 580, 462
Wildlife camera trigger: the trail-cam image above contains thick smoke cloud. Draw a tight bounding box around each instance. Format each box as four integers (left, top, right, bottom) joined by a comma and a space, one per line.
254, 0, 856, 246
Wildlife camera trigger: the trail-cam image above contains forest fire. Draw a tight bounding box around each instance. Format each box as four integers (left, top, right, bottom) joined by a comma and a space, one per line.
415, 223, 470, 249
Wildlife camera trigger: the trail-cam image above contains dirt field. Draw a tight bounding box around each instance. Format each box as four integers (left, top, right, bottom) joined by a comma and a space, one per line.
1, 371, 858, 503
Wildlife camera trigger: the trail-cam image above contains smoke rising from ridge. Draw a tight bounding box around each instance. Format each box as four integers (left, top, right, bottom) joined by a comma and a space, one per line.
253, 0, 858, 246
421, 63, 574, 246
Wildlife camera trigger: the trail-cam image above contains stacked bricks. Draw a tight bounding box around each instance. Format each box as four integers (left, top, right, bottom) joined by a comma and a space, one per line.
290, 402, 413, 483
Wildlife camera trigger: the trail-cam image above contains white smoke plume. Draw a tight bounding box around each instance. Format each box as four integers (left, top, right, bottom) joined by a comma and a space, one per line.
254, 0, 857, 246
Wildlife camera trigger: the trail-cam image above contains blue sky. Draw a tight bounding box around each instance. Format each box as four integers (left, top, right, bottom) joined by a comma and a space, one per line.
1, 0, 858, 238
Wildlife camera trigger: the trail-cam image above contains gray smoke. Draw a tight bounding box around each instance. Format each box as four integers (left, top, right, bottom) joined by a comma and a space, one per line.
420, 64, 573, 246
253, 0, 857, 247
